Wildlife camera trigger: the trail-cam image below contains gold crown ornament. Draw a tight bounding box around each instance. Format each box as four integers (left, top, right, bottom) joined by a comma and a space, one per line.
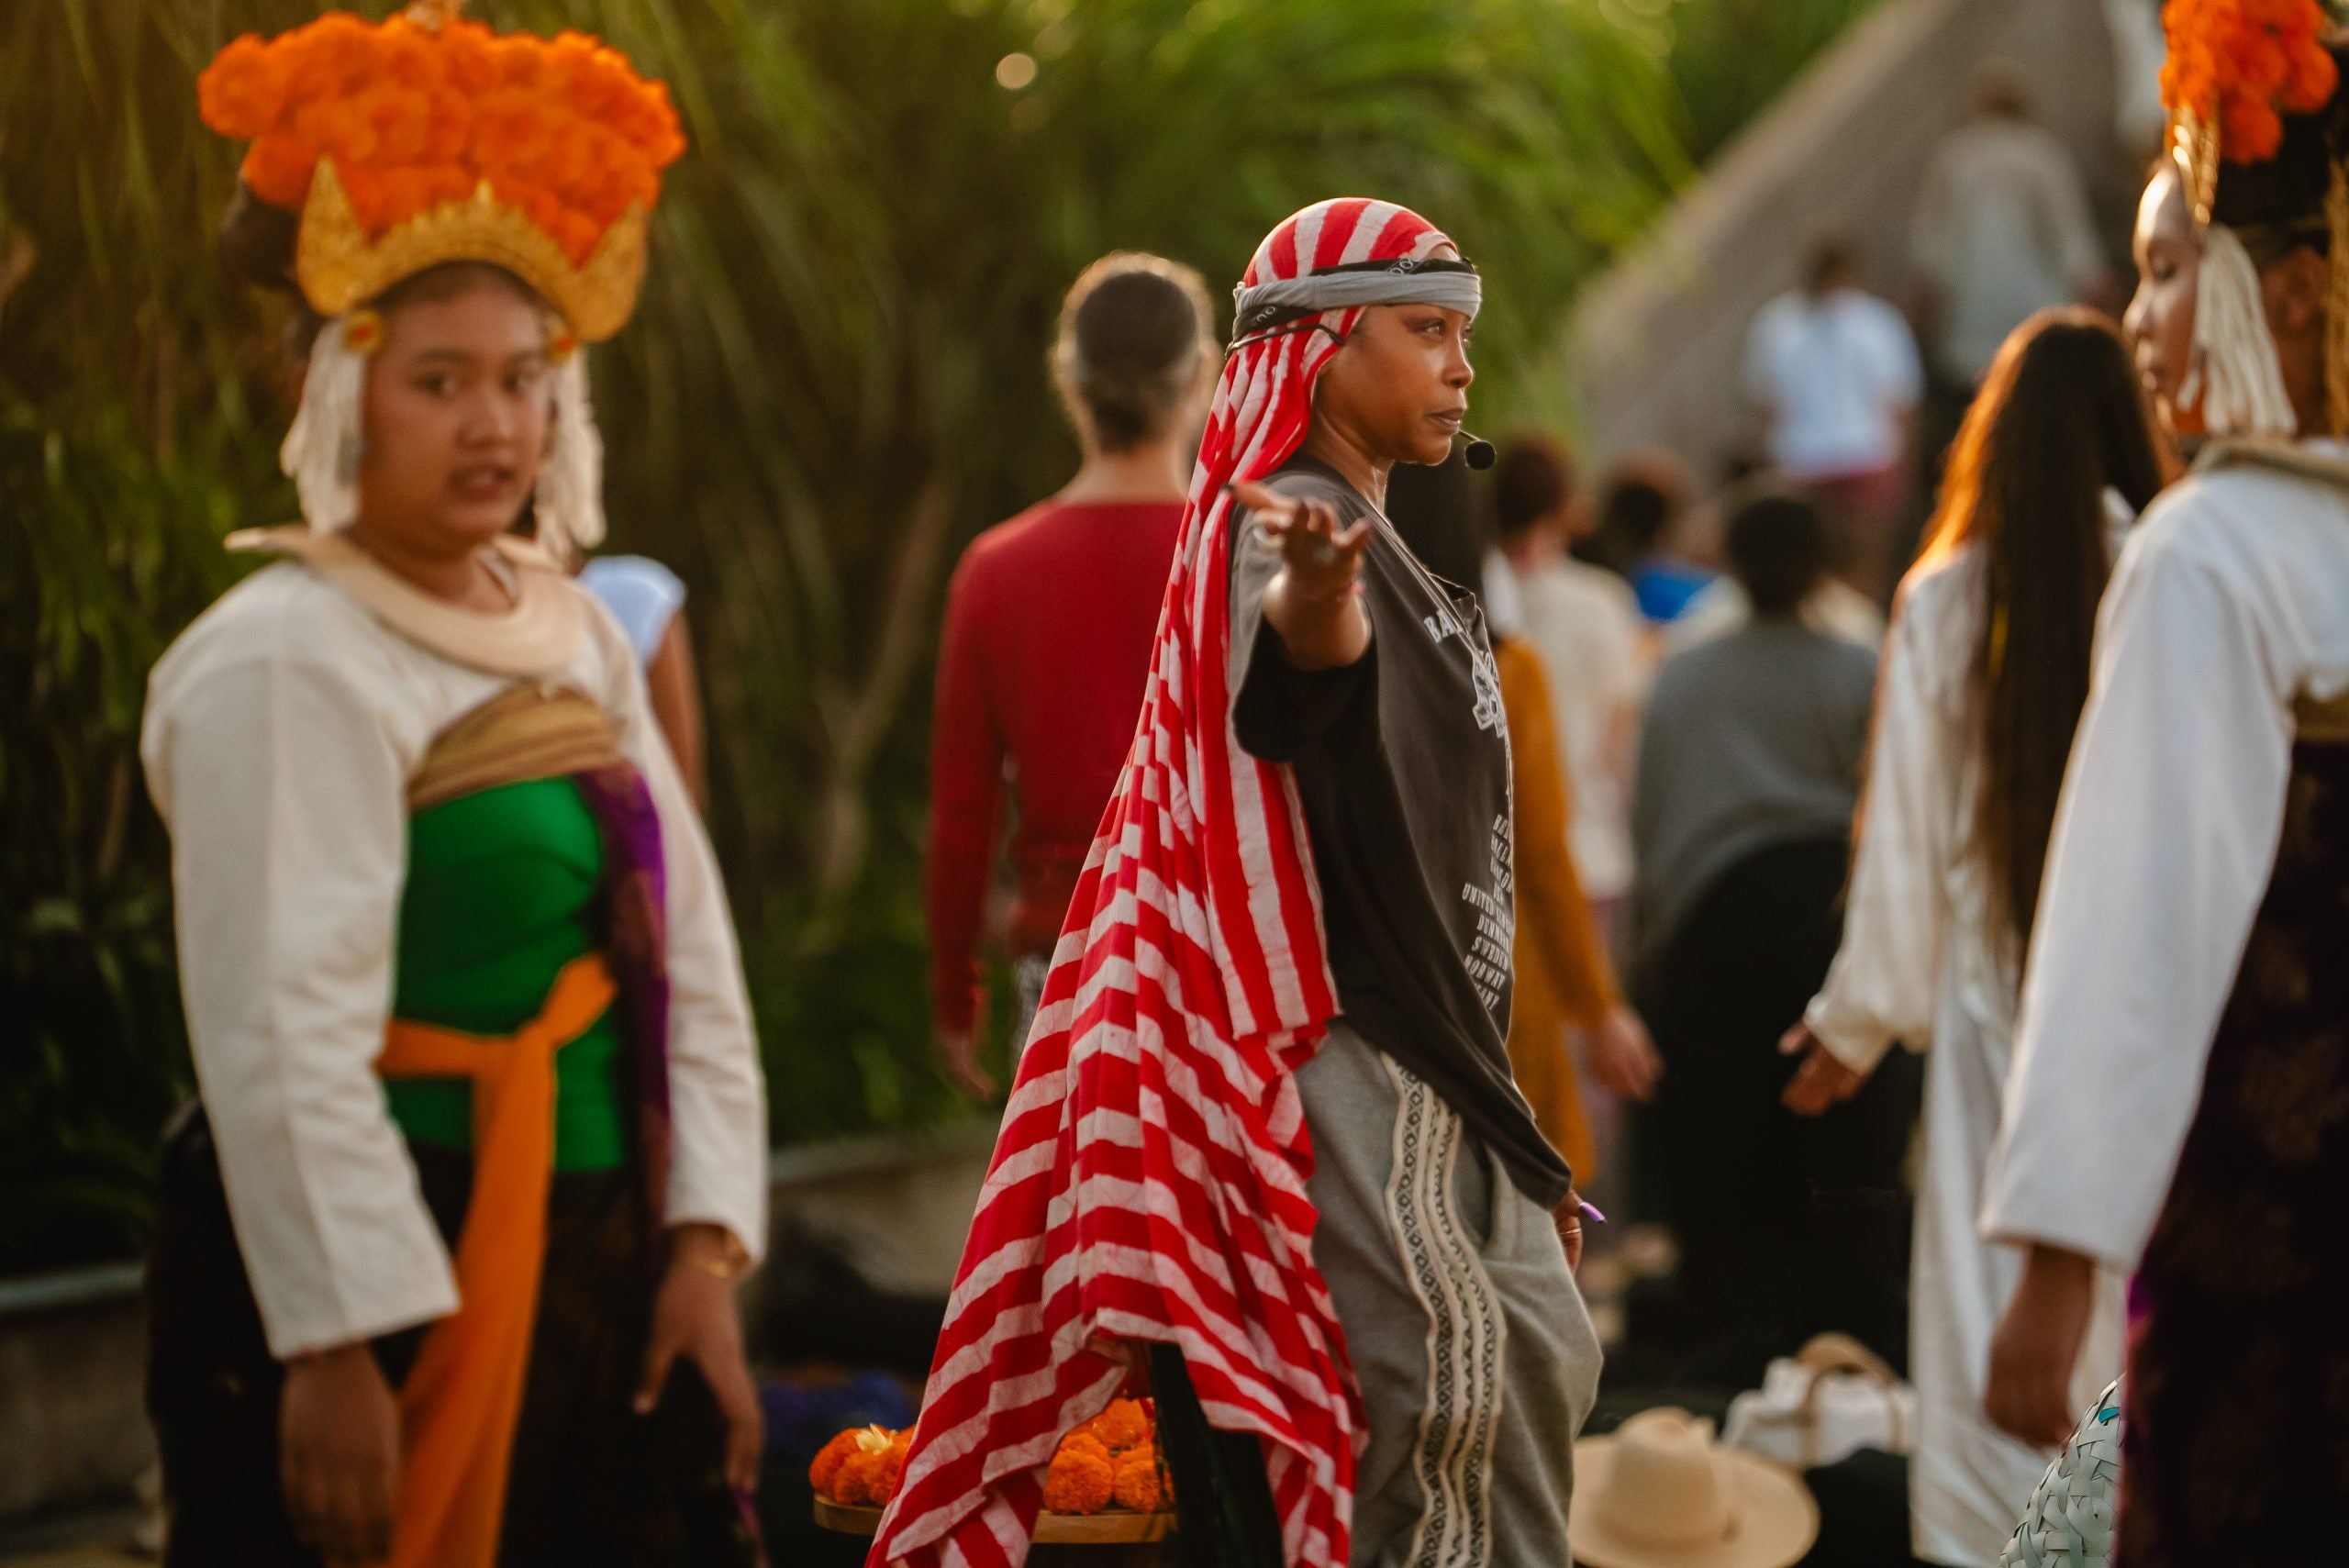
296, 161, 648, 341
199, 0, 684, 340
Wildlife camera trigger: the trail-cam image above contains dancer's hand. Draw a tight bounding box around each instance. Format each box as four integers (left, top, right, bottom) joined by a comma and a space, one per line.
1232, 480, 1373, 671
1586, 1006, 1662, 1101
937, 1027, 996, 1100
281, 1340, 399, 1564
640, 1224, 764, 1493
1778, 1021, 1867, 1116
1985, 1243, 2096, 1449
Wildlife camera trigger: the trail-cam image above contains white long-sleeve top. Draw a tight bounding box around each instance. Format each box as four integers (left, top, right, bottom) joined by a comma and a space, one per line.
1805, 545, 2001, 1073
1983, 449, 2349, 1272
141, 553, 768, 1359
1809, 494, 2136, 1070
1805, 542, 2127, 1562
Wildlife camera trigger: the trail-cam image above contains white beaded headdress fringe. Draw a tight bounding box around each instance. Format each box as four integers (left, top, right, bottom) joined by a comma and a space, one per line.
2188, 224, 2299, 439
280, 317, 368, 532
534, 350, 606, 562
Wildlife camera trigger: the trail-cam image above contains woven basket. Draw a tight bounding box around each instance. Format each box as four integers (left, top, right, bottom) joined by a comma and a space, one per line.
1998, 1379, 2123, 1568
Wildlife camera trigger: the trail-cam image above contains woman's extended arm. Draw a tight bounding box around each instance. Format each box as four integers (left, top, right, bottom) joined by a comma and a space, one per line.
1232, 479, 1373, 670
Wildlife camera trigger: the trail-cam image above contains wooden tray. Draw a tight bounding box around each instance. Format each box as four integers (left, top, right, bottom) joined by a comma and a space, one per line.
815, 1497, 1174, 1544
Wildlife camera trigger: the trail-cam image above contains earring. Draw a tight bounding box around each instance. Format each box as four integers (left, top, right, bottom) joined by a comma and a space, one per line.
336, 430, 364, 484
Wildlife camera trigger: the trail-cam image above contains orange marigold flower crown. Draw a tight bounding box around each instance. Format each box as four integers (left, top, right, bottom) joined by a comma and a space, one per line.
2160, 0, 2339, 224
198, 1, 684, 339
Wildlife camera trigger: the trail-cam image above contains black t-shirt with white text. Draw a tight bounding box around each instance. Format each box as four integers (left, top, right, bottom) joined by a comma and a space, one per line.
1228, 455, 1572, 1207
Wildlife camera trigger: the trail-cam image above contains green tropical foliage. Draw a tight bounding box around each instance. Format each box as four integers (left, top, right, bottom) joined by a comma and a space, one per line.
1663, 0, 1892, 162
1, 0, 1866, 1273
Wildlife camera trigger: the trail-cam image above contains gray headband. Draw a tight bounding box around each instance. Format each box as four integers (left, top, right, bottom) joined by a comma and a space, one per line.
1231, 258, 1482, 342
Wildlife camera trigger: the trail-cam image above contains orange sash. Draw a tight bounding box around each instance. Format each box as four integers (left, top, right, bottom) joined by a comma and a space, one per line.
374, 952, 617, 1568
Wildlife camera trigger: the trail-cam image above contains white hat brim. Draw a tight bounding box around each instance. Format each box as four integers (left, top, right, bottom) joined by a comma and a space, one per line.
1566, 1436, 1820, 1568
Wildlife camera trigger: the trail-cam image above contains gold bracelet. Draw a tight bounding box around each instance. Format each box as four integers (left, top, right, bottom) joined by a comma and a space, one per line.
674, 1229, 749, 1282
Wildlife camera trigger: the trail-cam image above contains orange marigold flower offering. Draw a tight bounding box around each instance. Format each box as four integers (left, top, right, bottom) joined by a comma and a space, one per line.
833, 1450, 886, 1507
874, 1448, 908, 1505
812, 1423, 902, 1505
1112, 1448, 1168, 1514
196, 7, 682, 264
807, 1428, 864, 1496
197, 1, 681, 341
200, 3, 681, 255
812, 1400, 1168, 1521
2160, 0, 2337, 164
1084, 1397, 1152, 1453
1041, 1445, 1117, 1516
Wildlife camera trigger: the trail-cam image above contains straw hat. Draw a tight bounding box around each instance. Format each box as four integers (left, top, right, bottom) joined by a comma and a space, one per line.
1569, 1408, 1819, 1568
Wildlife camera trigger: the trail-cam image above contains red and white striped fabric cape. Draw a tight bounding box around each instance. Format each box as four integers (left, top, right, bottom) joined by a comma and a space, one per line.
867, 199, 1462, 1568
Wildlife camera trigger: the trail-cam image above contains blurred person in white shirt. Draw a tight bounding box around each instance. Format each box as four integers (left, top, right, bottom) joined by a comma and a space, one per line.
1746, 231, 1926, 606
1909, 64, 2117, 391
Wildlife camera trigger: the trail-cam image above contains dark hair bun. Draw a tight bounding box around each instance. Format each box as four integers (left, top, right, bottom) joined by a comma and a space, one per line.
2213, 41, 2349, 233
217, 183, 303, 297
1056, 257, 1212, 452
1073, 270, 1202, 380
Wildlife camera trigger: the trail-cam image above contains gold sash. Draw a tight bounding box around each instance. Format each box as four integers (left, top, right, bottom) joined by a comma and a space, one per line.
406, 685, 623, 812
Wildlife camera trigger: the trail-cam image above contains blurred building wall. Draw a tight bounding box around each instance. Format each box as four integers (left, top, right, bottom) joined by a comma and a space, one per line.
1568, 0, 2130, 482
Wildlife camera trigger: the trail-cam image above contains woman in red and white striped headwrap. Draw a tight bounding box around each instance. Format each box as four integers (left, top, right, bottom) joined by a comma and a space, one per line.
872, 198, 1599, 1568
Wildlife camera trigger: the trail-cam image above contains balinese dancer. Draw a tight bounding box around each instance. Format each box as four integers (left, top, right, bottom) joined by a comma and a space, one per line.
144, 6, 767, 1565
1979, 6, 2349, 1562
872, 199, 1600, 1568
1777, 309, 2168, 1566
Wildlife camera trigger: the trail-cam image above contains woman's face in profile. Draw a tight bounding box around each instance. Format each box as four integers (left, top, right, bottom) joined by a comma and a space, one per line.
2126, 164, 2202, 436
1312, 244, 1476, 469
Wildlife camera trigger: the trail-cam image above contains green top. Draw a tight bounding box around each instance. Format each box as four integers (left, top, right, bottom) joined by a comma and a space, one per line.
384, 776, 627, 1171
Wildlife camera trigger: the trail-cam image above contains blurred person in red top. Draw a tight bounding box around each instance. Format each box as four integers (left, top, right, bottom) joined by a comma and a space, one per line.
926, 253, 1218, 1097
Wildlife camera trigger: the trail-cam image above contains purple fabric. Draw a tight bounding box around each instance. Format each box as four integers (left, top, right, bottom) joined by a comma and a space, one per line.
572, 761, 674, 1256
2113, 737, 2349, 1566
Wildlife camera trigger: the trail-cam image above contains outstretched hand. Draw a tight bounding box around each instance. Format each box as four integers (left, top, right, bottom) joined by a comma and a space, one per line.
937, 1027, 997, 1101
1231, 479, 1375, 673
1586, 1006, 1662, 1101
1232, 480, 1374, 600
1778, 1020, 1867, 1116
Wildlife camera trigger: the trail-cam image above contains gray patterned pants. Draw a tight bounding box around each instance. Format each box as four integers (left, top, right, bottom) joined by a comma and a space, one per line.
1297, 1020, 1602, 1568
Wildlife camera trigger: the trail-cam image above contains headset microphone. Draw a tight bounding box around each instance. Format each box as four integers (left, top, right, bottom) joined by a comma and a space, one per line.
1460, 431, 1496, 471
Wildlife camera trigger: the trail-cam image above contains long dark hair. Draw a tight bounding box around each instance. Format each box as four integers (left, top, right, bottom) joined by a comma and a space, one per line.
1912, 307, 2170, 946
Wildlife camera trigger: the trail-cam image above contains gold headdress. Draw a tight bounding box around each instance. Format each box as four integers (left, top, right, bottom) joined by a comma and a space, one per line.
200, 0, 683, 340
2158, 0, 2345, 437
199, 2, 683, 548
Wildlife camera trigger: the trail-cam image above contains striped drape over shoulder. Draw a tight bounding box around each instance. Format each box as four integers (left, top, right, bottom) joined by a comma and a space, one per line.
867, 199, 1463, 1568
